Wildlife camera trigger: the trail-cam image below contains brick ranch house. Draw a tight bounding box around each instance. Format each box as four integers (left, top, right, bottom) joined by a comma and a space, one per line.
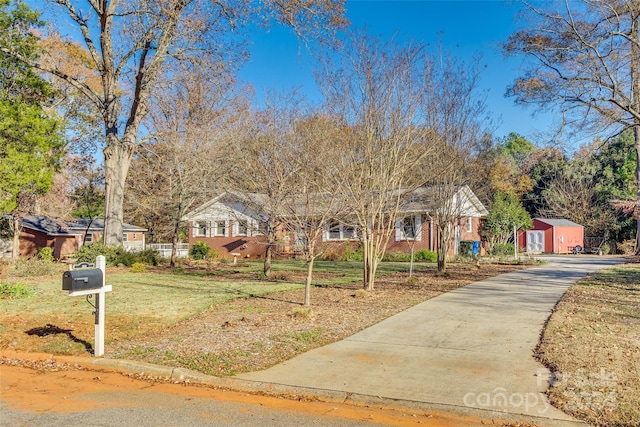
1, 215, 147, 260
182, 186, 488, 261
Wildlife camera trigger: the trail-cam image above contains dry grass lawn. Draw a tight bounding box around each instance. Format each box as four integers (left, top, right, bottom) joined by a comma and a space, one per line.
1, 259, 528, 378
7, 257, 638, 426
535, 262, 640, 427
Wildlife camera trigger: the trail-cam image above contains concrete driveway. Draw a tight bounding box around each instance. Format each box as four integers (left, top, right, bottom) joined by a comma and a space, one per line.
236, 256, 627, 426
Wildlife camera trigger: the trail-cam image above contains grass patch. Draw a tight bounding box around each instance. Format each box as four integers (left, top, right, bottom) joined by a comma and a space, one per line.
537, 263, 640, 427
12, 258, 60, 277
0, 281, 37, 299
0, 260, 403, 355
284, 328, 324, 345
0, 265, 304, 354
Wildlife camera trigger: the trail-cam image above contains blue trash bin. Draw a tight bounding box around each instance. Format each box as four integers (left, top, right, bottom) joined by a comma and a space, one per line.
471, 241, 480, 256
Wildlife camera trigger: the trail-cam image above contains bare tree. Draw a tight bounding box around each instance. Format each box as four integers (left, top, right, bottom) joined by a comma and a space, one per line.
318, 31, 434, 291
541, 159, 618, 237
421, 53, 488, 273
232, 92, 308, 276
505, 0, 640, 252
1, 0, 347, 247
126, 58, 250, 267
278, 114, 348, 306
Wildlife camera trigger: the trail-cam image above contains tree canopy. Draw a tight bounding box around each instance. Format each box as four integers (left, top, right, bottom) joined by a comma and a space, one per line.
1, 0, 347, 247
505, 0, 640, 252
0, 0, 65, 215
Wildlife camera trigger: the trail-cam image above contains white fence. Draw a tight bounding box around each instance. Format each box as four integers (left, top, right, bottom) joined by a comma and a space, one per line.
147, 243, 189, 258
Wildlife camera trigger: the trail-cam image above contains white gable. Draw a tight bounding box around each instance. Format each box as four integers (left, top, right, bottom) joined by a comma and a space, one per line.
454, 186, 489, 217
183, 192, 261, 223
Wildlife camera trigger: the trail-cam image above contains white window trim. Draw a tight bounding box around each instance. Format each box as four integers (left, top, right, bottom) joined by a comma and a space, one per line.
395, 215, 422, 242
232, 219, 249, 237
466, 217, 473, 233
214, 220, 227, 237
323, 222, 358, 241
193, 221, 208, 237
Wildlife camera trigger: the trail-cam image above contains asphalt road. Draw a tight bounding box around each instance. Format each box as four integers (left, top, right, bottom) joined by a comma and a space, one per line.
0, 398, 391, 427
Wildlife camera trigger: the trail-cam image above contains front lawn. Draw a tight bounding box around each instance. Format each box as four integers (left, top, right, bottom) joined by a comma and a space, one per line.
0, 260, 430, 354
536, 263, 640, 427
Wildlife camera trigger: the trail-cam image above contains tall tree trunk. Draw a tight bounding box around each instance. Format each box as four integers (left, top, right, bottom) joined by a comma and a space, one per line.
362, 228, 376, 291
408, 241, 415, 277
635, 125, 640, 254
437, 222, 449, 273
367, 253, 378, 291
170, 216, 180, 268
304, 257, 314, 307
103, 137, 133, 247
632, 14, 640, 255
263, 225, 275, 276
11, 216, 19, 260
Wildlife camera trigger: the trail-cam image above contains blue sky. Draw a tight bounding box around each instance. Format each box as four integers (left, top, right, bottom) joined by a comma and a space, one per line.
239, 0, 559, 146
34, 0, 563, 148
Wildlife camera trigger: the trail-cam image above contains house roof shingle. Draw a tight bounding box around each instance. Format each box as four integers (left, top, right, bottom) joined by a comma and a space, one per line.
19, 215, 147, 236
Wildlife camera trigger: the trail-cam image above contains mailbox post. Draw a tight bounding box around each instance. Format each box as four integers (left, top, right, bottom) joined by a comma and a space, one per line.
63, 255, 112, 357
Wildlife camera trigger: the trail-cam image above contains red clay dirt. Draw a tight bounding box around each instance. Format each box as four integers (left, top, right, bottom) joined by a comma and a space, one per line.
0, 350, 519, 427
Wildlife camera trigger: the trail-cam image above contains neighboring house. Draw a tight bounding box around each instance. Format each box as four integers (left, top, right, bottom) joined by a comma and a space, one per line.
10, 215, 147, 260
519, 218, 584, 254
183, 186, 488, 260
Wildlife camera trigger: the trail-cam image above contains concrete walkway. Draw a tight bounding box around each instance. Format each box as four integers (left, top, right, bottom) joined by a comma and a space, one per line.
236, 256, 627, 425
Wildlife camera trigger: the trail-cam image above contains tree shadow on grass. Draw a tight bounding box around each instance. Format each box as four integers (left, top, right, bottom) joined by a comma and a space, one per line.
25, 324, 94, 355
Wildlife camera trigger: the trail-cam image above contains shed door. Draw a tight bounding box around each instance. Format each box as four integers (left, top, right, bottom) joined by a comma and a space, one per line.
526, 231, 544, 252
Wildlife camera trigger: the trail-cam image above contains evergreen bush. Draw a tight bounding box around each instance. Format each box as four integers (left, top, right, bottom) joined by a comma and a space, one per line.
38, 247, 54, 263
414, 249, 437, 262
189, 241, 210, 260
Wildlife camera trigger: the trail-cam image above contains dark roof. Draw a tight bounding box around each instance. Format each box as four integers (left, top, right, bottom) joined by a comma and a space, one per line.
535, 218, 582, 228
19, 216, 74, 236
184, 185, 489, 220
19, 215, 147, 235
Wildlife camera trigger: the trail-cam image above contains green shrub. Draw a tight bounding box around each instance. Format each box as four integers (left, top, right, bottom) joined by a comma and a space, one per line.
131, 262, 147, 273
73, 242, 147, 267
189, 241, 210, 260
12, 257, 55, 277
38, 247, 54, 262
74, 242, 121, 265
382, 251, 411, 262
116, 251, 137, 267
0, 281, 36, 299
208, 248, 219, 260
134, 248, 163, 266
414, 249, 437, 262
458, 241, 474, 258
349, 246, 364, 261
319, 250, 342, 262
490, 243, 515, 256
